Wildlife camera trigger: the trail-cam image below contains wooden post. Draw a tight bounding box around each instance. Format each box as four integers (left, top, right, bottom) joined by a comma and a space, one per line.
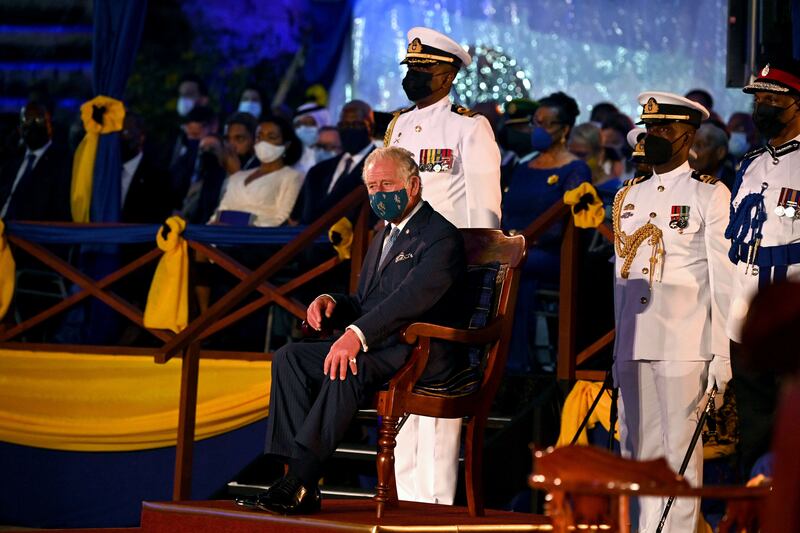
173, 342, 200, 500
557, 220, 579, 382
349, 201, 370, 293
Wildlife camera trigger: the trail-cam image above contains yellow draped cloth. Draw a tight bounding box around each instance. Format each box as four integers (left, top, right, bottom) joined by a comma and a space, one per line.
556, 380, 618, 447
0, 348, 269, 451
0, 220, 14, 321
71, 95, 126, 223
563, 182, 605, 229
144, 216, 189, 333
328, 217, 353, 260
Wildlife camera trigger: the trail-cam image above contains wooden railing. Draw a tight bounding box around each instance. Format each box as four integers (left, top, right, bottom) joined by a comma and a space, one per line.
0, 188, 615, 500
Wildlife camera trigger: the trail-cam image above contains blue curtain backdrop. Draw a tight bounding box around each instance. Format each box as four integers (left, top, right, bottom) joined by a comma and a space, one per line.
303, 0, 355, 86
90, 0, 147, 223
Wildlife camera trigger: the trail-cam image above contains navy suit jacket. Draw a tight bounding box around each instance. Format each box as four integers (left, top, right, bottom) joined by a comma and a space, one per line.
328, 201, 468, 378
292, 146, 375, 224
0, 143, 72, 221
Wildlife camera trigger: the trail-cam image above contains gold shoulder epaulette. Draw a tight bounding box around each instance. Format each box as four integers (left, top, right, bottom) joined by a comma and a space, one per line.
691, 171, 720, 185
383, 105, 416, 146
450, 104, 480, 118
622, 175, 651, 187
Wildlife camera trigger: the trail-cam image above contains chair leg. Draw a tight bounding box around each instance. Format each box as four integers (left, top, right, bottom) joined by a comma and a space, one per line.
374, 414, 400, 518
464, 417, 486, 517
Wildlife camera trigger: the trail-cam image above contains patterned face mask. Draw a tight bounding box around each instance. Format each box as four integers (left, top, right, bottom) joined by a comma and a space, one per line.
369, 188, 409, 221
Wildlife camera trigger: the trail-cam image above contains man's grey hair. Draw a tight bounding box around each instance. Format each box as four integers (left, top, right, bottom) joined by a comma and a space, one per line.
363, 146, 421, 187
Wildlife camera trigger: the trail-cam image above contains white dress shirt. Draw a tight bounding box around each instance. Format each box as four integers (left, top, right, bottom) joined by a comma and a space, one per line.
327, 143, 373, 194
120, 151, 143, 206
1, 141, 51, 218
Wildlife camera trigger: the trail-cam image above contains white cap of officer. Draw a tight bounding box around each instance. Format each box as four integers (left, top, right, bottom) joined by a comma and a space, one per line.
636, 91, 710, 128
401, 27, 471, 68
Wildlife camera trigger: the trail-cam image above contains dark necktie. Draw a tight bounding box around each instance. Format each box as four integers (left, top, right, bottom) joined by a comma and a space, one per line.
1, 153, 36, 218
379, 226, 400, 266
328, 155, 352, 193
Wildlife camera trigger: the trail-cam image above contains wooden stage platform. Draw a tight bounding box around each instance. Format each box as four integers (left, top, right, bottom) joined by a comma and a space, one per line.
139, 499, 552, 532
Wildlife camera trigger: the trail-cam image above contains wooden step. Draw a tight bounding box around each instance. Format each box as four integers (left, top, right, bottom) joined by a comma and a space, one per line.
140, 499, 550, 533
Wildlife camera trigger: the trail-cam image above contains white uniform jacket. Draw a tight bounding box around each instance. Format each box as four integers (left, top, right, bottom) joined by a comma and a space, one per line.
385, 96, 501, 229
613, 162, 732, 361
727, 135, 800, 342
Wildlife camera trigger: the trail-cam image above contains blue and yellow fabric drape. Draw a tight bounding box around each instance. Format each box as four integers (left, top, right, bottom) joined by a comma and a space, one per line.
0, 348, 270, 451
0, 220, 14, 321
71, 95, 125, 223
143, 216, 189, 333
564, 182, 605, 229
557, 380, 618, 447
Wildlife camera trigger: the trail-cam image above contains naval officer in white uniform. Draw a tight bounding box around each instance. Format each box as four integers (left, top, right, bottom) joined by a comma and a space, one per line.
384, 26, 502, 505
612, 92, 732, 532
725, 57, 800, 478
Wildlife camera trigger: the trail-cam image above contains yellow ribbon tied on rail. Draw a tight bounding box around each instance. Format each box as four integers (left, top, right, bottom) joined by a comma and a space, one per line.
71, 95, 126, 222
328, 217, 354, 260
144, 216, 189, 333
556, 380, 618, 447
0, 220, 15, 321
563, 182, 605, 229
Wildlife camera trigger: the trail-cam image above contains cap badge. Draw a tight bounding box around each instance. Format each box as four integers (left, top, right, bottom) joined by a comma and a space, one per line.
761, 63, 770, 77
633, 139, 646, 155
644, 97, 659, 114
408, 38, 423, 54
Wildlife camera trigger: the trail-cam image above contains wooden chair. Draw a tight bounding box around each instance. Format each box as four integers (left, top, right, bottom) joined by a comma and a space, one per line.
373, 229, 526, 518
529, 445, 771, 533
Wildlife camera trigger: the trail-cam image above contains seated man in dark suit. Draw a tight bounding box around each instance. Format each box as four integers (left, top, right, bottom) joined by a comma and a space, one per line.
0, 101, 71, 222
239, 146, 468, 515
290, 100, 376, 225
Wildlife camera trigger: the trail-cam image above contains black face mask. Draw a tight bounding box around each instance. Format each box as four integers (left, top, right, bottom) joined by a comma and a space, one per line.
753, 101, 798, 140
21, 123, 50, 151
402, 69, 435, 102
339, 126, 371, 155
498, 127, 533, 156
641, 132, 689, 165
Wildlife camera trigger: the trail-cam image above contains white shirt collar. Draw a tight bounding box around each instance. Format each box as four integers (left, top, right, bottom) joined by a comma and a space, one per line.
25, 140, 51, 161
123, 151, 143, 176
653, 160, 691, 181
412, 95, 451, 114
390, 200, 423, 234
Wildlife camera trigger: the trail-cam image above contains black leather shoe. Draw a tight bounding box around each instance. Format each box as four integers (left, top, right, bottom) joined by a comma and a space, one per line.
239, 475, 321, 515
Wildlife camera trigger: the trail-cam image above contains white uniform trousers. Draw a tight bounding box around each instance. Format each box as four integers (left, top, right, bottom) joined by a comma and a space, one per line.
395, 415, 462, 504
615, 360, 708, 533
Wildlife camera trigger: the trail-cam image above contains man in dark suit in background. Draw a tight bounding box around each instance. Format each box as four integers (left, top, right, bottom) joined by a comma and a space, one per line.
0, 101, 71, 222
291, 100, 376, 224
239, 146, 468, 515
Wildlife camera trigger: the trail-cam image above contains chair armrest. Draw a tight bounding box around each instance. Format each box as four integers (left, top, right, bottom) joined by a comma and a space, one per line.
401, 318, 503, 345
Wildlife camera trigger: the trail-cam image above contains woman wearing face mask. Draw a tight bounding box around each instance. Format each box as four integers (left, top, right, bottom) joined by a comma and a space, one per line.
210, 115, 303, 227
501, 91, 591, 373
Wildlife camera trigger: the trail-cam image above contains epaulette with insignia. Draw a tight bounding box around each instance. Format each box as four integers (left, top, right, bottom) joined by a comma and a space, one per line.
450, 104, 480, 118
691, 171, 720, 185
383, 105, 416, 146
742, 146, 766, 160
622, 175, 651, 187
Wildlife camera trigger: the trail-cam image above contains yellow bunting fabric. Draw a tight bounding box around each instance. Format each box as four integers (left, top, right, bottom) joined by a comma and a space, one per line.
557, 380, 618, 447
0, 349, 269, 451
144, 216, 189, 333
563, 182, 605, 229
328, 217, 354, 260
0, 220, 15, 321
71, 95, 126, 222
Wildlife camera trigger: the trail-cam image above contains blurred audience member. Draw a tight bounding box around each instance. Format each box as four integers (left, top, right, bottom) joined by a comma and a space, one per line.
176, 74, 210, 118
211, 114, 303, 227
372, 111, 393, 149
291, 100, 375, 225
170, 105, 217, 211
293, 101, 333, 175
237, 86, 264, 120
626, 127, 652, 179
497, 98, 538, 189
222, 111, 259, 175
0, 101, 71, 221
314, 126, 342, 164
685, 87, 724, 125
119, 111, 172, 223
600, 112, 635, 178
727, 111, 761, 159
473, 101, 502, 134
568, 122, 620, 203
690, 122, 736, 189
502, 91, 591, 373
589, 101, 620, 126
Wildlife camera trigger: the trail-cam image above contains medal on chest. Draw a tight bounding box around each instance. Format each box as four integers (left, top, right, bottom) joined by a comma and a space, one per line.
774, 187, 800, 219
669, 205, 690, 233
419, 148, 454, 172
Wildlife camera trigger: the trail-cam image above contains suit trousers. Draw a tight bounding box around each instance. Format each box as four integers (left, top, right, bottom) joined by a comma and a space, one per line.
395, 415, 462, 504
264, 339, 409, 464
615, 359, 708, 533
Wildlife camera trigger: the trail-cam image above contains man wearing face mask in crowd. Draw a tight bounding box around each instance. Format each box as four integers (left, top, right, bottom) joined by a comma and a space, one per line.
612, 92, 732, 533
169, 105, 218, 213
383, 26, 501, 507
725, 58, 800, 481
314, 126, 342, 164
497, 98, 538, 189
236, 146, 467, 515
291, 101, 375, 225
0, 101, 71, 222
727, 111, 761, 160
237, 87, 263, 120
689, 122, 736, 190
293, 101, 333, 176
167, 74, 210, 168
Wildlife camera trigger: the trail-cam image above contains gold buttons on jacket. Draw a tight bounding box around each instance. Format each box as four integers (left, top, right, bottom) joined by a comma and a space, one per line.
649, 212, 657, 218
657, 185, 665, 192
640, 297, 648, 304
642, 267, 649, 275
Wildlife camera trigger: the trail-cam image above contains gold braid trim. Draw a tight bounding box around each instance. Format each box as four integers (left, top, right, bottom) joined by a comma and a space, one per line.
612, 184, 665, 287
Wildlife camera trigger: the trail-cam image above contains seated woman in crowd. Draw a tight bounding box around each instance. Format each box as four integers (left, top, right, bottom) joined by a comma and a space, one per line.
501, 91, 591, 373
210, 115, 303, 227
